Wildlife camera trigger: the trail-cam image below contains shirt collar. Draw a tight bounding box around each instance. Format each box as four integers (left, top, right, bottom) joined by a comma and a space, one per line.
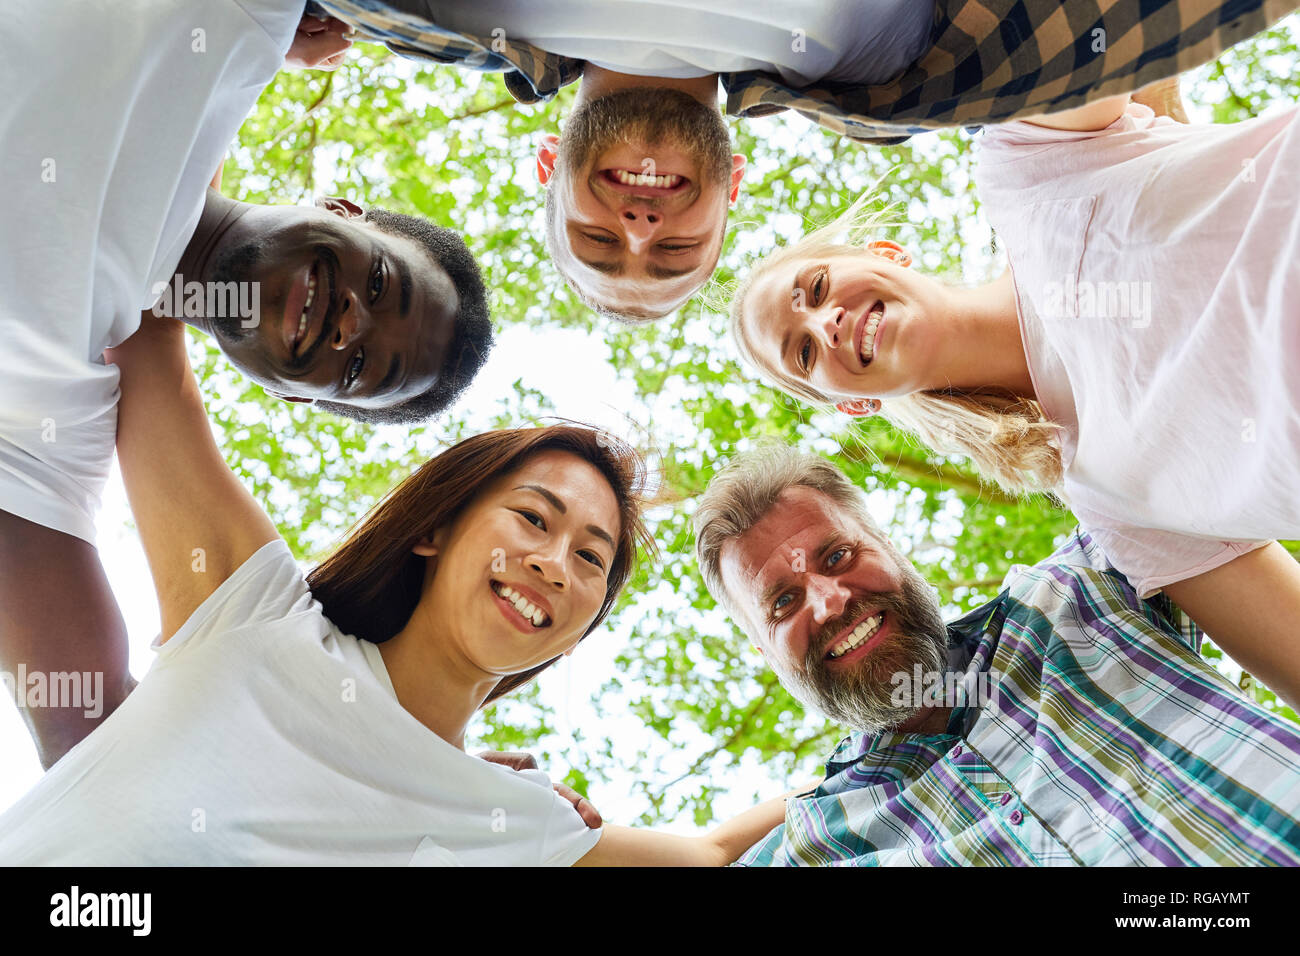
824, 591, 1009, 773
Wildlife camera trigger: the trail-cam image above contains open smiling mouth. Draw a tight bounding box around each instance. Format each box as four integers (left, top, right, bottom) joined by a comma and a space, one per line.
824, 610, 887, 661
490, 580, 552, 630
857, 301, 885, 367
599, 168, 689, 196
288, 252, 338, 363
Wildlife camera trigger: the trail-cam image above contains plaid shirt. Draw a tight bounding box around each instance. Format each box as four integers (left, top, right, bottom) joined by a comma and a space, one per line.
309, 0, 1296, 143
739, 530, 1300, 866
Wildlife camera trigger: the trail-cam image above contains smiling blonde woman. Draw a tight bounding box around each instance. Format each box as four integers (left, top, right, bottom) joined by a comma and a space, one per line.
730, 81, 1300, 710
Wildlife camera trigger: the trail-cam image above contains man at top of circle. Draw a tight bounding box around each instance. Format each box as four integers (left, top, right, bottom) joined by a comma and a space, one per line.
310, 0, 1290, 321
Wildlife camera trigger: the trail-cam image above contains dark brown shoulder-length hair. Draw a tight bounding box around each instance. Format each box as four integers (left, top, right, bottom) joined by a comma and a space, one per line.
306, 425, 654, 707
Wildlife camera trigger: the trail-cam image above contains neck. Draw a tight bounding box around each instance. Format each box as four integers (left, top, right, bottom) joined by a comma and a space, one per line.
377, 600, 500, 751
896, 705, 954, 735
576, 64, 719, 108
169, 189, 251, 331
930, 270, 1035, 400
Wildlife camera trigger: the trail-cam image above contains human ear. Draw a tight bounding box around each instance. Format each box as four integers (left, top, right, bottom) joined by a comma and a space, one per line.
866, 240, 912, 268
836, 398, 882, 417
536, 134, 560, 187
315, 196, 365, 219
729, 154, 747, 204
411, 527, 449, 557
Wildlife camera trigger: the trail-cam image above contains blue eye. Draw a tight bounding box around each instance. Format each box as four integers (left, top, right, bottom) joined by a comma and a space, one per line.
774, 593, 793, 611
827, 548, 848, 567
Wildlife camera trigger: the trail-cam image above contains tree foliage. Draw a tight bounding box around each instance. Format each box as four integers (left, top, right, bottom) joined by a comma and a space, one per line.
203, 18, 1300, 825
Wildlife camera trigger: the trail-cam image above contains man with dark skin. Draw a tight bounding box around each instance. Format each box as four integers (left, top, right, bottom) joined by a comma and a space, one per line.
0, 6, 491, 768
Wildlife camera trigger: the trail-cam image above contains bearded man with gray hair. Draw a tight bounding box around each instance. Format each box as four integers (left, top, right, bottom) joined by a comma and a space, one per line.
694, 444, 1300, 865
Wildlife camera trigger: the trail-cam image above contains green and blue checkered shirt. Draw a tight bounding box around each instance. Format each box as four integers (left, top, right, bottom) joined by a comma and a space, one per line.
309, 0, 1295, 143
739, 530, 1300, 866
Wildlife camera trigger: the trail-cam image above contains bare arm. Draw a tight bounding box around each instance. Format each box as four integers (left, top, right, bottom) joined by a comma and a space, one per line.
1163, 542, 1300, 712
1021, 93, 1131, 132
105, 315, 279, 641
0, 510, 136, 767
1130, 75, 1190, 123
574, 787, 805, 867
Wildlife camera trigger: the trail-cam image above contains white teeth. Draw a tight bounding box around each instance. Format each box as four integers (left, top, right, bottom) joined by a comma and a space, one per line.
295, 274, 316, 344
491, 582, 550, 627
613, 170, 680, 188
827, 614, 883, 659
859, 308, 884, 362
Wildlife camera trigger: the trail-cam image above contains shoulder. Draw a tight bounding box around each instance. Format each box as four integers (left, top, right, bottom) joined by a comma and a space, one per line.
1000, 528, 1201, 653
157, 538, 320, 655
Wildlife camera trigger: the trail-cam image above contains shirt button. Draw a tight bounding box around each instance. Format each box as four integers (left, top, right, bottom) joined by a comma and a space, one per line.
1000, 792, 1013, 806
1009, 809, 1023, 825
952, 746, 963, 757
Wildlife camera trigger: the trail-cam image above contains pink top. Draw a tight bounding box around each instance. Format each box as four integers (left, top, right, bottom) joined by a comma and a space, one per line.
973, 101, 1300, 597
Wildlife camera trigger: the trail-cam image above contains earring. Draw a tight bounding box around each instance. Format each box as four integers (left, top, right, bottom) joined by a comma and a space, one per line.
866, 240, 912, 268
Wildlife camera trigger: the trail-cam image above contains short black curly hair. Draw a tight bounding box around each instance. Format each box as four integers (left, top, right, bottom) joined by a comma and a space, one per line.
315, 208, 494, 425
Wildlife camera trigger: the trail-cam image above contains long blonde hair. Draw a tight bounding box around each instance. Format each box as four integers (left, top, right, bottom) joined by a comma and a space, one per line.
729, 195, 1065, 495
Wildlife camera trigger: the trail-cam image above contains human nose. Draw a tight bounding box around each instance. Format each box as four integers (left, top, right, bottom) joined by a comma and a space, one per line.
619, 205, 662, 254
817, 306, 847, 350
330, 294, 366, 351
805, 573, 850, 625
526, 541, 570, 592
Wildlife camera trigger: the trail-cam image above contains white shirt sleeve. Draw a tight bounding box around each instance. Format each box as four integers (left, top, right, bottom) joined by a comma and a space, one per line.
532, 768, 603, 866
1081, 523, 1271, 599
154, 538, 314, 656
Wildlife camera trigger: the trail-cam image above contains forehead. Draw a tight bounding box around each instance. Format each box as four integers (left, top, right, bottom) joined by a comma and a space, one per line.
742, 258, 807, 353
491, 449, 621, 530
719, 485, 853, 595
359, 223, 460, 406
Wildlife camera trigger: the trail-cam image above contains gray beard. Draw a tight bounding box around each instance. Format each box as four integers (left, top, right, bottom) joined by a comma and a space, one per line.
772, 565, 949, 735
558, 87, 733, 192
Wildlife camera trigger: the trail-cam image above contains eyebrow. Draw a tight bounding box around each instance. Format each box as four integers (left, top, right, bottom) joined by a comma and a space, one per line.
781, 264, 817, 371
515, 484, 616, 552
516, 484, 566, 512
757, 534, 842, 610
575, 255, 624, 277
398, 258, 411, 316
574, 255, 700, 282
376, 355, 401, 394
646, 262, 697, 280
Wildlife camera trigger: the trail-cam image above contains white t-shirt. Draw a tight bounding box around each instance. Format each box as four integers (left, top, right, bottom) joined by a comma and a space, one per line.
973, 102, 1300, 596
429, 0, 935, 87
0, 540, 602, 866
0, 0, 301, 544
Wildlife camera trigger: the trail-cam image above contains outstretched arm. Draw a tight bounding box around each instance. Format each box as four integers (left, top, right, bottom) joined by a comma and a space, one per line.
105, 315, 279, 642
1164, 542, 1300, 712
575, 787, 807, 867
